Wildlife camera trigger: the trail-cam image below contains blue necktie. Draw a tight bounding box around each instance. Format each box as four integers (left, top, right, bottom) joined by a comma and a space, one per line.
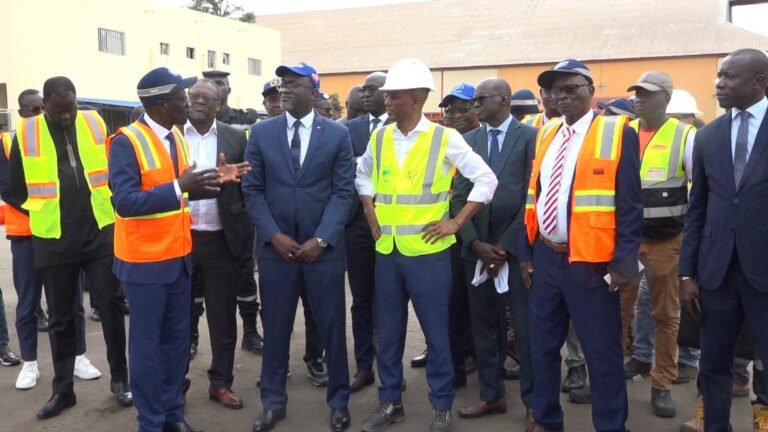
291, 120, 302, 173
734, 111, 750, 187
488, 129, 501, 171
370, 117, 381, 134
166, 132, 180, 177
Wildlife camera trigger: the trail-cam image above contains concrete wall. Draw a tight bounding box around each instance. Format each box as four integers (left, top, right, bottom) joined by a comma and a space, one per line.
0, 0, 281, 127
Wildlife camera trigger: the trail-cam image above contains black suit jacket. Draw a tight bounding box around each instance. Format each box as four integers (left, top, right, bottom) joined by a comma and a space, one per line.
680, 109, 768, 293
212, 120, 251, 259
452, 119, 537, 261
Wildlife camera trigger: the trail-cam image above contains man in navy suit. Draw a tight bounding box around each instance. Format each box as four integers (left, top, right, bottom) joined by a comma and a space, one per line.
243, 62, 355, 432
680, 48, 768, 431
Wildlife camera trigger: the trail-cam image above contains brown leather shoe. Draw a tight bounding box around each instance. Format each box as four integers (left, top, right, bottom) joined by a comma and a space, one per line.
457, 398, 507, 418
525, 408, 534, 432
208, 387, 244, 409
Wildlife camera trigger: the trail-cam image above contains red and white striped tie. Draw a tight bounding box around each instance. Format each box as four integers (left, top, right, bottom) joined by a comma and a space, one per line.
541, 126, 574, 235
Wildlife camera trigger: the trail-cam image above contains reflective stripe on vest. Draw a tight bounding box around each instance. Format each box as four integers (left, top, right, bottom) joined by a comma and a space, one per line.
522, 113, 544, 128
372, 122, 455, 256
17, 111, 114, 239
524, 114, 626, 263
1, 132, 32, 236
113, 120, 192, 263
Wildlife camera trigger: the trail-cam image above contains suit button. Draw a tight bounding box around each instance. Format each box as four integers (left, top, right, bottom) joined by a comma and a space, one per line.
733, 198, 739, 204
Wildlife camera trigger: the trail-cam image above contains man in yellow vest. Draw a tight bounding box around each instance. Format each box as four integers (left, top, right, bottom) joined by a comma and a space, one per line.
8, 77, 131, 419
621, 71, 696, 418
519, 59, 642, 432
356, 58, 498, 432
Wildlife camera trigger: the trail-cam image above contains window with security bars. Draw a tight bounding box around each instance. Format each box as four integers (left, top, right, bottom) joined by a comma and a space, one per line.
98, 28, 125, 55
248, 58, 262, 75
186, 47, 195, 59
208, 50, 216, 68
160, 43, 170, 55
222, 53, 230, 65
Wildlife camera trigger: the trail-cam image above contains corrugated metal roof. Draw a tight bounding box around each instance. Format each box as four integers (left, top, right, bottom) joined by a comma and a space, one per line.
257, 0, 768, 74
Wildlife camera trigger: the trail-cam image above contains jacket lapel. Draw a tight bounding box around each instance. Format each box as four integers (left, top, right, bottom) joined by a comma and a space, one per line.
739, 110, 768, 192
297, 113, 323, 181
276, 114, 297, 179
475, 124, 489, 164
494, 118, 524, 176
215, 120, 225, 161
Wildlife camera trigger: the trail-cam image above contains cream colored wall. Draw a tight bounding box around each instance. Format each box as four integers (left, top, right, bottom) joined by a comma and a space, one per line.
1, 0, 281, 126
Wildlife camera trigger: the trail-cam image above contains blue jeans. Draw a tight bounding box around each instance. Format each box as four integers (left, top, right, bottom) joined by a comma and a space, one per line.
632, 275, 700, 367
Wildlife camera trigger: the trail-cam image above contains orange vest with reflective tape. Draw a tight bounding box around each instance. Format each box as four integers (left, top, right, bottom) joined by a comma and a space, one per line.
1, 132, 32, 236
112, 120, 192, 263
524, 114, 626, 263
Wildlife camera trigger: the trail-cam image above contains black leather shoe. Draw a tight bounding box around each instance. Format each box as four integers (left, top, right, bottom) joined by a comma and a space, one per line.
452, 375, 467, 389
89, 308, 101, 322
502, 365, 520, 381
164, 420, 202, 432
0, 344, 21, 366
111, 381, 133, 407
252, 409, 286, 432
350, 369, 375, 393
241, 331, 264, 355
561, 364, 586, 392
37, 307, 49, 332
410, 349, 428, 368
330, 406, 351, 432
36, 393, 77, 419
361, 400, 405, 432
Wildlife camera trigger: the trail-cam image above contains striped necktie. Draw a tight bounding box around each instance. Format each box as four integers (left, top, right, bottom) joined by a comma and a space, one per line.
541, 126, 574, 235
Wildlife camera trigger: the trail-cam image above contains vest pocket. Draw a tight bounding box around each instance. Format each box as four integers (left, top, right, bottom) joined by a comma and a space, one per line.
589, 213, 616, 228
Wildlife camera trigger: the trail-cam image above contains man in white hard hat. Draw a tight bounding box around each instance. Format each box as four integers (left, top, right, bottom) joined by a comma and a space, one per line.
666, 89, 705, 128
356, 58, 497, 432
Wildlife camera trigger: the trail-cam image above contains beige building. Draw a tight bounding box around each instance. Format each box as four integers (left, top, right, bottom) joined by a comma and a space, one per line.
258, 0, 768, 123
0, 0, 281, 131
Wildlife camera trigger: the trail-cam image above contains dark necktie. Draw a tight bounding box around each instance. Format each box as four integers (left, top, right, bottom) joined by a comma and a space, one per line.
488, 129, 501, 171
734, 110, 750, 187
370, 117, 381, 133
166, 132, 180, 177
291, 120, 302, 172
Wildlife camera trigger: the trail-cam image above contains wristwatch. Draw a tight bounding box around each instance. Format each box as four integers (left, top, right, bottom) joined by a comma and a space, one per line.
316, 237, 328, 248
680, 276, 693, 281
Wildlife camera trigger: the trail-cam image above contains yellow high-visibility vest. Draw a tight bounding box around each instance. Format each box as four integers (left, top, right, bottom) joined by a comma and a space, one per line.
17, 111, 114, 239
371, 122, 455, 256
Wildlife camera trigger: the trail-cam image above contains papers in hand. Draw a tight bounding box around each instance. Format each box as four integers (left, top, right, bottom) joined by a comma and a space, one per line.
603, 261, 645, 284
471, 260, 509, 294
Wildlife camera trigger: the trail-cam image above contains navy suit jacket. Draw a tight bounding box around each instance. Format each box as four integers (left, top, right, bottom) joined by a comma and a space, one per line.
242, 111, 355, 261
518, 112, 643, 279
452, 119, 537, 261
680, 110, 768, 293
108, 117, 193, 284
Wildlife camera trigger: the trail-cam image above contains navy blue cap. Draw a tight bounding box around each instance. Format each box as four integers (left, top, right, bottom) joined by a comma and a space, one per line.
315, 91, 330, 101
262, 77, 281, 96
597, 98, 636, 118
439, 83, 475, 108
275, 62, 320, 89
537, 59, 594, 89
202, 70, 230, 79
137, 67, 197, 105
510, 89, 540, 106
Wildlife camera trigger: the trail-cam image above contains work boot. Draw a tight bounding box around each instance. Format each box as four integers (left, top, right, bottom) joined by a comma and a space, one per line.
755, 403, 768, 432
361, 400, 405, 432
190, 316, 200, 361
734, 381, 751, 397
241, 315, 264, 355
651, 388, 676, 418
37, 306, 49, 332
680, 395, 704, 432
429, 409, 451, 432
568, 384, 591, 404
624, 357, 652, 379
561, 364, 586, 392
672, 363, 698, 385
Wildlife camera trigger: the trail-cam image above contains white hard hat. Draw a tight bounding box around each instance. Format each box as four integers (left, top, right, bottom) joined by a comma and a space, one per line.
380, 58, 435, 91
666, 89, 702, 115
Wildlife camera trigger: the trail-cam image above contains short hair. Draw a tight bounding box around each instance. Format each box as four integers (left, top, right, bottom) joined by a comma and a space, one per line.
193, 78, 222, 99
17, 89, 41, 106
42, 76, 77, 99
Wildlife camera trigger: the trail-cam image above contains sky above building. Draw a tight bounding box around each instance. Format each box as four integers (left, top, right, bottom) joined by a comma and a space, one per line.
153, 0, 429, 15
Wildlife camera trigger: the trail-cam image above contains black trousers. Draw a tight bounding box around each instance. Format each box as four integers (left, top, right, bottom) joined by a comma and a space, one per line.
300, 285, 324, 362
190, 230, 241, 389
346, 242, 377, 371
237, 227, 260, 319
41, 255, 127, 394
449, 241, 474, 379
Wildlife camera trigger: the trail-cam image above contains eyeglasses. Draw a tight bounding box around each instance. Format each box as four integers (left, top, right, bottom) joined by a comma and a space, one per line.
472, 94, 503, 105
188, 92, 219, 104
160, 94, 188, 104
549, 84, 591, 97
444, 106, 473, 115
278, 80, 314, 91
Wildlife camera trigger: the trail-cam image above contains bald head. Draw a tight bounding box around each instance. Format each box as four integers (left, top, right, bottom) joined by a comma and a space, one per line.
716, 48, 768, 110
474, 77, 512, 126
362, 71, 388, 116
346, 85, 364, 120
364, 72, 387, 88
729, 48, 768, 75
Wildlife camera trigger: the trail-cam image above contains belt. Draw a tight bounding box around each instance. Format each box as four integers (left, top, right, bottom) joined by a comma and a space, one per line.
538, 234, 568, 253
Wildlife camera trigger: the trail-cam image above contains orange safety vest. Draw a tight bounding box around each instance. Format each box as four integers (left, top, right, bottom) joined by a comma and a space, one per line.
524, 114, 627, 263
112, 120, 192, 263
1, 132, 32, 236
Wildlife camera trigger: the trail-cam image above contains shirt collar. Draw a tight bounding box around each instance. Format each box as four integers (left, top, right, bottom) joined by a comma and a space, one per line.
184, 119, 218, 137
732, 96, 768, 121
369, 113, 388, 124
285, 109, 315, 129
488, 114, 513, 135
563, 110, 594, 136
394, 115, 430, 138
143, 113, 171, 140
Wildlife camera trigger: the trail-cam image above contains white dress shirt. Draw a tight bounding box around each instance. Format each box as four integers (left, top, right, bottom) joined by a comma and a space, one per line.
536, 111, 594, 243
143, 114, 182, 200
730, 96, 768, 161
285, 110, 315, 165
355, 115, 498, 204
184, 120, 222, 231
369, 113, 388, 133
487, 114, 514, 158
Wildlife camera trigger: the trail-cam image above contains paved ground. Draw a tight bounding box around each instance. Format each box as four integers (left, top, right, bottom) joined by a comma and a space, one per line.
0, 232, 756, 431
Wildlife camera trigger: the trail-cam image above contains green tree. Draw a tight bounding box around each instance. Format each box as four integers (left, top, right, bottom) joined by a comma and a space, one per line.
239, 12, 256, 23
329, 93, 343, 118
188, 0, 242, 17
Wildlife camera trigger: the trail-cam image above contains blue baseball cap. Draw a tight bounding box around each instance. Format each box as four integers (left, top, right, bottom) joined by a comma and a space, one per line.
597, 98, 636, 118
439, 83, 475, 108
137, 67, 197, 105
537, 59, 594, 89
275, 62, 320, 89
510, 89, 540, 107
315, 91, 330, 101
262, 77, 281, 96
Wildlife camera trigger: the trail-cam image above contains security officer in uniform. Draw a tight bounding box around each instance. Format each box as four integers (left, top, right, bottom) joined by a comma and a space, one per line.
203, 70, 258, 129
510, 89, 540, 122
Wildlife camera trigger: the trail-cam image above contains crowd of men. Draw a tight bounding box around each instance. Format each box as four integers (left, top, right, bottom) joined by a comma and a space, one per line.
0, 46, 767, 432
